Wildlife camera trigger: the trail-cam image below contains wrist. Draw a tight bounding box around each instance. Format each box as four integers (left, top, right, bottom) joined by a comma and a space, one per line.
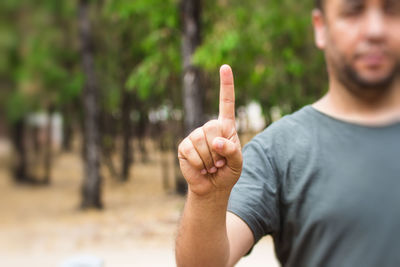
188, 187, 232, 203
187, 188, 231, 214
185, 189, 230, 231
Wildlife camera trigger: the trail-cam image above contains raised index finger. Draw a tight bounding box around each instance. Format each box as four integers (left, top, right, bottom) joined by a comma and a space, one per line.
218, 64, 235, 122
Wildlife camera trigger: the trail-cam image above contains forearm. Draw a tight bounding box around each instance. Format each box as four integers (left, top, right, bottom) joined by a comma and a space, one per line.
175, 190, 231, 267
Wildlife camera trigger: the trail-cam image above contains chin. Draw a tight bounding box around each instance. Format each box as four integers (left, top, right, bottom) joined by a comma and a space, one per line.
348, 65, 398, 90
359, 74, 391, 84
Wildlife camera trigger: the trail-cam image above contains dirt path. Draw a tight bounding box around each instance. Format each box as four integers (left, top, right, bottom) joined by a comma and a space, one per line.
0, 143, 279, 266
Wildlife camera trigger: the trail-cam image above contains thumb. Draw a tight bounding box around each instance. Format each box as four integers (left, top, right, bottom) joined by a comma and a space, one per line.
212, 137, 242, 170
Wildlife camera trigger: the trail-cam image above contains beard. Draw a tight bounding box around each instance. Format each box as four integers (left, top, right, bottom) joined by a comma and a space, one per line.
328, 46, 400, 98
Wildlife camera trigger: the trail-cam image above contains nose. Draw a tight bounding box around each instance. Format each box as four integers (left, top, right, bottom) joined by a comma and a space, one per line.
364, 9, 386, 42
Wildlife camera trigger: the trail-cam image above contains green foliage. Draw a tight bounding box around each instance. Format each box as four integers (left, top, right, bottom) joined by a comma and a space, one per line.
193, 30, 240, 70
0, 0, 81, 123
195, 0, 327, 116
96, 0, 181, 114
1, 0, 327, 124
6, 91, 30, 122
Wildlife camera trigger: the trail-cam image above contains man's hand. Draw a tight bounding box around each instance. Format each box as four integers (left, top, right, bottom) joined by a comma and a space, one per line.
175, 65, 251, 267
178, 64, 243, 197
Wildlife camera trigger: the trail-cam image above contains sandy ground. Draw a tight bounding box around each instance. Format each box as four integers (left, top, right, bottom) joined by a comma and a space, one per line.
0, 139, 279, 267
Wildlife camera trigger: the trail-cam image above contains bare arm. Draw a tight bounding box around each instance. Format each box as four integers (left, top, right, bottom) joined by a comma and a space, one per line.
175, 198, 254, 267
175, 191, 231, 267
226, 212, 255, 267
175, 65, 254, 267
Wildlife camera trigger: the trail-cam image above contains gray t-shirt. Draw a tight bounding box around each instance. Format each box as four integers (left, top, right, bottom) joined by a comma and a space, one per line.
228, 105, 400, 267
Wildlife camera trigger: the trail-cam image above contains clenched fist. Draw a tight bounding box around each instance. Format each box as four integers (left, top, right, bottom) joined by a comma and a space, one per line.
178, 65, 243, 197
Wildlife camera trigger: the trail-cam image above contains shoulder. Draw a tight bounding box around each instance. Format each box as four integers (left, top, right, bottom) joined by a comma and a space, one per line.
251, 106, 317, 149
243, 106, 320, 174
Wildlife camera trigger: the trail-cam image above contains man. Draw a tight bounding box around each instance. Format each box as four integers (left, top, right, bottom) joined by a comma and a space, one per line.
176, 0, 400, 266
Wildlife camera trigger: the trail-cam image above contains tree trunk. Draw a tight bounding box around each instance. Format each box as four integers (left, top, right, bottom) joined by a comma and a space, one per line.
12, 119, 29, 183
173, 120, 187, 194
43, 106, 54, 184
160, 135, 170, 191
100, 112, 118, 179
62, 105, 73, 152
181, 0, 203, 135
79, 0, 102, 209
177, 0, 203, 194
137, 110, 148, 163
120, 89, 133, 182
157, 121, 170, 191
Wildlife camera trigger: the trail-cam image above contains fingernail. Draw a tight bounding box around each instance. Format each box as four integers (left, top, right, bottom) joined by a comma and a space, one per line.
209, 167, 217, 173
201, 169, 207, 175
220, 64, 231, 74
216, 160, 225, 168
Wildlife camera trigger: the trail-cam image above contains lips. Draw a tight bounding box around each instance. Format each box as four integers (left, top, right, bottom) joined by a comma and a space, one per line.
358, 53, 386, 67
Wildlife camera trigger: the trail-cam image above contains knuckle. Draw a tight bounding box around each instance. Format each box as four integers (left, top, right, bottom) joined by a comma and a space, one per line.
221, 97, 234, 104
227, 144, 238, 155
203, 120, 219, 132
182, 144, 194, 156
190, 130, 204, 144
177, 141, 184, 153
178, 138, 193, 157
178, 138, 189, 152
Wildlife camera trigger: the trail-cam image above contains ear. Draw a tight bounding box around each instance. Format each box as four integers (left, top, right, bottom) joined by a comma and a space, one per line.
312, 9, 327, 50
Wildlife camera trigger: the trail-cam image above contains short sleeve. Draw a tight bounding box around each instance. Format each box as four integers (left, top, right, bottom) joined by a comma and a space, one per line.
227, 137, 280, 245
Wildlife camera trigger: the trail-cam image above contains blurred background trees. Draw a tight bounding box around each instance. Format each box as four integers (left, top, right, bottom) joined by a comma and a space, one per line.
0, 0, 326, 209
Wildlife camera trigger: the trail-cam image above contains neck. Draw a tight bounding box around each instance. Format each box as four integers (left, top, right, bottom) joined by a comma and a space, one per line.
313, 76, 400, 126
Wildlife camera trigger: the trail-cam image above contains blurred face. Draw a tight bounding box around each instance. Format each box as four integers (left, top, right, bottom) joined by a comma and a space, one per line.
314, 0, 400, 94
